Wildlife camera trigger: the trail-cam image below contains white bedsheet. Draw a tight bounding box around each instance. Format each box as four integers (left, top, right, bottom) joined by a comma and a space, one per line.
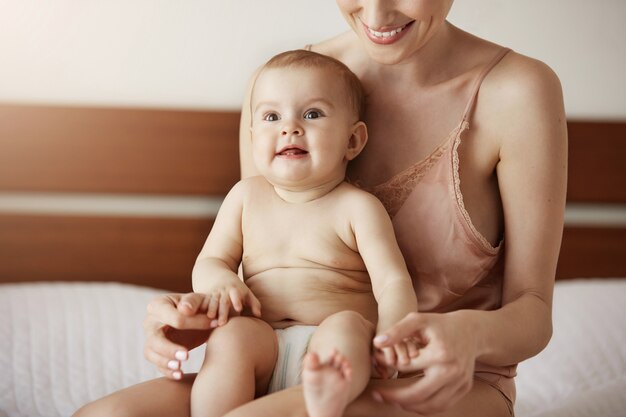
515, 279, 626, 417
0, 279, 625, 417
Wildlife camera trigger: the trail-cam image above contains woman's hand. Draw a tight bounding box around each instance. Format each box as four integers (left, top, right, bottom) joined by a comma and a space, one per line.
143, 293, 215, 380
371, 311, 478, 414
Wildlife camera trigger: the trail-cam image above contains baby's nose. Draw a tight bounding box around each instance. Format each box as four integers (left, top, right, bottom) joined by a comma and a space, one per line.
281, 125, 303, 136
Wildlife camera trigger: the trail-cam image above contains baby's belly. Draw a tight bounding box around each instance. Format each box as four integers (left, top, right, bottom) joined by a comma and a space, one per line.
245, 268, 377, 328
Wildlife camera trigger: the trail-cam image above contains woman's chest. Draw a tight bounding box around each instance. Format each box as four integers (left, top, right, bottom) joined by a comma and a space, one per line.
348, 86, 466, 185
347, 101, 503, 248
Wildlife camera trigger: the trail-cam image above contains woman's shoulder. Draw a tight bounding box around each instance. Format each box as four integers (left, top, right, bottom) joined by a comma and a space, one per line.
477, 49, 566, 149
451, 26, 562, 100
485, 51, 564, 128
455, 29, 565, 149
490, 50, 562, 100
307, 31, 363, 66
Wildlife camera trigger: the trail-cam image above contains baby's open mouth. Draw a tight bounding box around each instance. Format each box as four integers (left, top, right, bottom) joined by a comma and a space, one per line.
277, 146, 308, 156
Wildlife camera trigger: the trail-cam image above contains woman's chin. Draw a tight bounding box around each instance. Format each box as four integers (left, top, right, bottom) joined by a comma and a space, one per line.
362, 42, 415, 66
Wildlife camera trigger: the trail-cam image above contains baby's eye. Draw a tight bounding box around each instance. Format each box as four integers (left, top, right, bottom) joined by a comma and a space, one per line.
304, 110, 324, 120
263, 113, 280, 122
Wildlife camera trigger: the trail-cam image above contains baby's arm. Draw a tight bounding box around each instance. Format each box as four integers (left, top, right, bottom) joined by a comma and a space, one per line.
192, 180, 261, 326
351, 193, 417, 332
351, 192, 418, 370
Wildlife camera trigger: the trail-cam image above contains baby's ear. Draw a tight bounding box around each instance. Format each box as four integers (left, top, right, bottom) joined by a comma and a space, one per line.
345, 121, 368, 161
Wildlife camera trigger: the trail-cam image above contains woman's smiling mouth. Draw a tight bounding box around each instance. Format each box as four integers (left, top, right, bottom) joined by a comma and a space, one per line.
360, 20, 414, 45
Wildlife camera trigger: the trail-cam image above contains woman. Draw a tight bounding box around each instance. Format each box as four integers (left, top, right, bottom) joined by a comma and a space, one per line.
75, 1, 566, 416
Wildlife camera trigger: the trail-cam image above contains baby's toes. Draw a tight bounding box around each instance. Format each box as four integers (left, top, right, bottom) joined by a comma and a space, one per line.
303, 352, 321, 371
333, 351, 348, 370
340, 360, 352, 380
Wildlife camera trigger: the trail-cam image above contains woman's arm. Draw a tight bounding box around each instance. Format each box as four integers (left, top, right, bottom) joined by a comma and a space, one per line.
372, 56, 567, 413
470, 55, 567, 365
239, 67, 262, 179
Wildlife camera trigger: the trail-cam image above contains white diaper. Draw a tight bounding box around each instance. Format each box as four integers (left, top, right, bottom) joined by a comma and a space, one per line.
267, 325, 317, 393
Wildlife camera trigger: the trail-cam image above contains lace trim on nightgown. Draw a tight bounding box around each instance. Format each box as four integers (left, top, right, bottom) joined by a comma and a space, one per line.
354, 124, 463, 218
451, 122, 502, 255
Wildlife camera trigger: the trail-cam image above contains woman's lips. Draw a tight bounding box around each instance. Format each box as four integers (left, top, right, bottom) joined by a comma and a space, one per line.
361, 20, 414, 45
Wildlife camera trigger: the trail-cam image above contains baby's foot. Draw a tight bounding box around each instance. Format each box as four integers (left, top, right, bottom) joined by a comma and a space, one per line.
302, 350, 352, 417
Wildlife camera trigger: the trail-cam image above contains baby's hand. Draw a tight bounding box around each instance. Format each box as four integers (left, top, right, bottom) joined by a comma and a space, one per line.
373, 337, 421, 375
204, 280, 262, 328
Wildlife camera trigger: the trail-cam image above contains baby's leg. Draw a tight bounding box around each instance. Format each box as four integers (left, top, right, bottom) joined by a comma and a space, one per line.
302, 311, 375, 417
191, 316, 277, 417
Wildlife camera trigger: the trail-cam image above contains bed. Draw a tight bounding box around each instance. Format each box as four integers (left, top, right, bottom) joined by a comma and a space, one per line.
0, 104, 625, 417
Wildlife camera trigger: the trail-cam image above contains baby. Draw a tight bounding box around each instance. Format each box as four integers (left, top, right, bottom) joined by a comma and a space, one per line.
190, 50, 418, 417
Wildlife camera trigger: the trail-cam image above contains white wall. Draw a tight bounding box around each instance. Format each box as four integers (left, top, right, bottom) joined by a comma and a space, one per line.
0, 0, 625, 119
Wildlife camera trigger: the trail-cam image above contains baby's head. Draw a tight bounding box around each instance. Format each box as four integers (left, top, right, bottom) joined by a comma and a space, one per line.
250, 50, 367, 191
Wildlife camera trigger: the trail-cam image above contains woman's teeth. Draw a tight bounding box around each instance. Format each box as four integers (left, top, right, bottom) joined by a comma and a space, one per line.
367, 24, 406, 39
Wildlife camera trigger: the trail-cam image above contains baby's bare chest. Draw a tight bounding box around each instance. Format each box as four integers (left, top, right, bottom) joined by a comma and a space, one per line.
241, 200, 364, 274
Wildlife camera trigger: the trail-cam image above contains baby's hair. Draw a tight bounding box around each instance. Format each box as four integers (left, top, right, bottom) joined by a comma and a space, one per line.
259, 49, 365, 121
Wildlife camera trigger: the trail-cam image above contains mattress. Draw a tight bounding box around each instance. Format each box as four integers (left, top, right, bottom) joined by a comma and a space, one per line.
0, 283, 207, 417
1, 279, 625, 417
515, 279, 626, 417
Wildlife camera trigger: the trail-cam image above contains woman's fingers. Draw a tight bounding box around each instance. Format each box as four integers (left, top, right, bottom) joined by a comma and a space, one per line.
395, 342, 410, 366
144, 346, 182, 372
397, 339, 449, 372
373, 312, 425, 348
144, 322, 189, 358
146, 295, 211, 330
382, 346, 397, 367
143, 327, 190, 379
143, 293, 209, 371
407, 338, 421, 358
374, 363, 472, 414
176, 293, 207, 315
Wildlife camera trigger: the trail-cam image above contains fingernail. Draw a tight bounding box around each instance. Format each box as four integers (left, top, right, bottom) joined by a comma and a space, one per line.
175, 350, 188, 361
181, 301, 192, 309
167, 360, 180, 370
374, 335, 389, 344
172, 371, 182, 380
372, 391, 384, 403
210, 319, 219, 328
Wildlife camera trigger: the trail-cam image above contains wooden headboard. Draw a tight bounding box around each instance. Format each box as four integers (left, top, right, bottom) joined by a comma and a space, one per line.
1, 104, 625, 291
